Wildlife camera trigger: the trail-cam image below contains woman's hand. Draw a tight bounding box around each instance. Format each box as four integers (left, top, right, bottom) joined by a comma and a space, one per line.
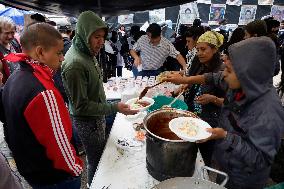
197, 128, 227, 143
195, 94, 216, 105
162, 73, 187, 84
173, 84, 189, 95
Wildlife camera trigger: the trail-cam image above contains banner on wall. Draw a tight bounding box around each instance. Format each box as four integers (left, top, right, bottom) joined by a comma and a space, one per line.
179, 2, 199, 24
271, 5, 284, 22
226, 0, 242, 6
149, 8, 165, 23
258, 0, 274, 5
118, 14, 134, 24
197, 0, 211, 4
239, 5, 257, 25
209, 4, 226, 25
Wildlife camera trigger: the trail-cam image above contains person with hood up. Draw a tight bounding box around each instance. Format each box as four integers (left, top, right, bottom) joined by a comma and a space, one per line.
163, 36, 284, 189
61, 11, 138, 186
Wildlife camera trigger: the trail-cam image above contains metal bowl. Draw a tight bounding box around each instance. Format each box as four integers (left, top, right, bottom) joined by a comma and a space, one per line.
153, 177, 227, 189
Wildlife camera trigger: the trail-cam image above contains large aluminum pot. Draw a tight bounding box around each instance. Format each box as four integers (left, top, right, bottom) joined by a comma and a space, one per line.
153, 166, 229, 189
143, 108, 198, 181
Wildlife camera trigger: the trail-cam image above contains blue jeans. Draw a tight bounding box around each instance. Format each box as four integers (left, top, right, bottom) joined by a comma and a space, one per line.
138, 69, 163, 77
30, 176, 81, 189
116, 66, 123, 77
71, 117, 83, 155
132, 65, 138, 78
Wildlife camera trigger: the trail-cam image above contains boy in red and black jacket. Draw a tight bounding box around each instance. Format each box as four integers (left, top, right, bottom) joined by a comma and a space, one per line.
2, 23, 83, 188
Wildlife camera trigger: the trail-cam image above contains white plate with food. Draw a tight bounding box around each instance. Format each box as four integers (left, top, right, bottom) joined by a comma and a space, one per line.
125, 111, 147, 123
126, 97, 154, 112
169, 117, 212, 142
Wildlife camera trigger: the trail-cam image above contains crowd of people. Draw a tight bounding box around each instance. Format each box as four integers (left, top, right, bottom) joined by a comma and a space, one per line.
0, 11, 138, 189
0, 8, 283, 189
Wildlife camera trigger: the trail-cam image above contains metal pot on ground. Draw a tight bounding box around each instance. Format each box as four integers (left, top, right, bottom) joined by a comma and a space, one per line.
153, 166, 229, 189
143, 108, 198, 181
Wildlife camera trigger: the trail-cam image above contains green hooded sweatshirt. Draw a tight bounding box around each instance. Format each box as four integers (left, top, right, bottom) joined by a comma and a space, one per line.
61, 11, 118, 120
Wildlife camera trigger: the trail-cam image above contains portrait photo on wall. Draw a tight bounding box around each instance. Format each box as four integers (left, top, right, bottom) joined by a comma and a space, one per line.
258, 0, 274, 5
179, 2, 200, 24
226, 0, 242, 6
239, 5, 257, 25
149, 8, 165, 23
118, 14, 134, 24
271, 5, 284, 22
209, 4, 226, 25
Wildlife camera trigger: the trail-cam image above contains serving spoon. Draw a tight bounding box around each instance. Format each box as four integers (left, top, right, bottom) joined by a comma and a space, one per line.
138, 81, 165, 100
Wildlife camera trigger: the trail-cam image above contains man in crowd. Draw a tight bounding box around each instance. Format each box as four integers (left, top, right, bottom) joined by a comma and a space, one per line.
264, 17, 281, 75
2, 23, 83, 188
53, 22, 72, 103
244, 20, 267, 39
58, 23, 73, 55
61, 11, 137, 186
130, 23, 187, 77
0, 16, 21, 84
53, 22, 85, 156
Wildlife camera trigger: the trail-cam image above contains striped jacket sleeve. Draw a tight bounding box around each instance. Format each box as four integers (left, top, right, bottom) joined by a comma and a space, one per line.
24, 89, 83, 176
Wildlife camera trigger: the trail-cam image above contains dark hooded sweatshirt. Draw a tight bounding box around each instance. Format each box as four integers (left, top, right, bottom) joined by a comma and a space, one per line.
61, 11, 118, 120
204, 37, 284, 188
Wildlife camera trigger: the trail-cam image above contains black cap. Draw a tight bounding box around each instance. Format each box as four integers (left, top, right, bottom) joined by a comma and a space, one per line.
30, 13, 45, 23
58, 24, 72, 31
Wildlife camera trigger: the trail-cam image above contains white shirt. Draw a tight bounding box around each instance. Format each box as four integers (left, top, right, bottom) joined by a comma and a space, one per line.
132, 35, 180, 70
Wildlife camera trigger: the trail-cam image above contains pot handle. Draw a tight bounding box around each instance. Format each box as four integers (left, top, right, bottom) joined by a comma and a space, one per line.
146, 133, 156, 142
201, 166, 228, 187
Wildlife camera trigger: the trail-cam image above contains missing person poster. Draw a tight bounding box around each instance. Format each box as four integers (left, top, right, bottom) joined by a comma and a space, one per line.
271, 5, 284, 22
209, 4, 226, 25
179, 2, 199, 24
118, 14, 134, 25
239, 5, 257, 25
149, 8, 165, 23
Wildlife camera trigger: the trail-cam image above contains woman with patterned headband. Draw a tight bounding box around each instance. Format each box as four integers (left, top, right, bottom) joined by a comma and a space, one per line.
180, 31, 226, 166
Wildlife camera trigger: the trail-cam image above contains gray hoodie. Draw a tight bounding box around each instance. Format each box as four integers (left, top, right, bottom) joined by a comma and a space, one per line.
205, 37, 284, 188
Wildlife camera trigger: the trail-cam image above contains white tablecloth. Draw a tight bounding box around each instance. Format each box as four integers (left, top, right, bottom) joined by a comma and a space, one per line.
90, 113, 205, 189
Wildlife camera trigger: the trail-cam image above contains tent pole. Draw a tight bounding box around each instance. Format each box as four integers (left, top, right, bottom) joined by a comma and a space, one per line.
97, 0, 102, 17
176, 12, 180, 35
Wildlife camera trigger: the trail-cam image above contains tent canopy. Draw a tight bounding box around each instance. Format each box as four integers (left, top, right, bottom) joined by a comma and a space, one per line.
0, 7, 32, 25
0, 0, 194, 17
